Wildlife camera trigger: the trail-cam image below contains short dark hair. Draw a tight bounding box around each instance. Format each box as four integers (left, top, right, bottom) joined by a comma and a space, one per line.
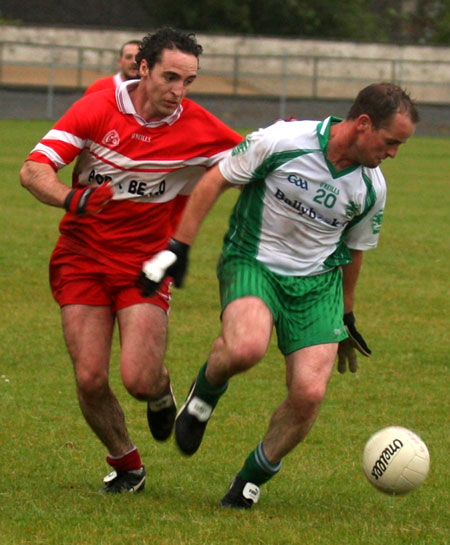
347, 82, 420, 128
135, 28, 203, 70
119, 40, 142, 58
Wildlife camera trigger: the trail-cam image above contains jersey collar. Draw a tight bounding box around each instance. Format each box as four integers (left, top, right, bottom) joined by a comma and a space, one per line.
115, 80, 183, 127
113, 72, 124, 86
317, 116, 359, 178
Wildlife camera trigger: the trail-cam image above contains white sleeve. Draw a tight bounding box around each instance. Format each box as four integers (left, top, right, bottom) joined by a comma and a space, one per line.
345, 168, 387, 250
218, 126, 275, 185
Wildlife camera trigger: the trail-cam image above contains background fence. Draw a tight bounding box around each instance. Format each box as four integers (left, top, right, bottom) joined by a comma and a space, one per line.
1, 40, 449, 135
1, 40, 450, 116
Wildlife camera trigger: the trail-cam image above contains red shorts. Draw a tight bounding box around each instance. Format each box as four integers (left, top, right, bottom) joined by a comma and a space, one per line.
49, 245, 171, 314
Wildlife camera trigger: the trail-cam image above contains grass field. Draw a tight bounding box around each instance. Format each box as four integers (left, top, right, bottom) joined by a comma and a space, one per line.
0, 120, 449, 545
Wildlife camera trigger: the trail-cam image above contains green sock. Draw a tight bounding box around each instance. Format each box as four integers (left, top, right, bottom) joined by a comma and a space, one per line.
239, 442, 282, 486
194, 362, 228, 407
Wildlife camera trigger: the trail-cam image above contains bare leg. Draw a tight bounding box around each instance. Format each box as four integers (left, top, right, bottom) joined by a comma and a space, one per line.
62, 304, 132, 457
174, 297, 274, 456
261, 343, 338, 464
117, 303, 169, 401
205, 297, 274, 386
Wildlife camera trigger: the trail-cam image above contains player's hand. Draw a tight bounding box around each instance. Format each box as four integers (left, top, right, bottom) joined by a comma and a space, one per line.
64, 183, 113, 215
138, 238, 190, 297
337, 312, 371, 373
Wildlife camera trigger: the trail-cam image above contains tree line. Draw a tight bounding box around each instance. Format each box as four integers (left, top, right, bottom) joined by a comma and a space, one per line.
1, 0, 449, 45
140, 0, 450, 45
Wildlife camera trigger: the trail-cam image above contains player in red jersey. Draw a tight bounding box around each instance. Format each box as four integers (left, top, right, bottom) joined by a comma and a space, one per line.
84, 40, 141, 95
20, 28, 243, 494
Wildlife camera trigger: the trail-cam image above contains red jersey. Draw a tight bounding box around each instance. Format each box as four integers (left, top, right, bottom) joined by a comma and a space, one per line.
27, 80, 243, 273
84, 73, 123, 96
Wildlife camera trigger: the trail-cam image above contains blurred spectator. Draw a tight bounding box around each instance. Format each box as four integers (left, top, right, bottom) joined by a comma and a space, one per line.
84, 40, 141, 95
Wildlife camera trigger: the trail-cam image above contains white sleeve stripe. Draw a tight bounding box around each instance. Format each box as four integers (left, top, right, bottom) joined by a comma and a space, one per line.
44, 129, 85, 149
88, 141, 230, 170
30, 143, 67, 169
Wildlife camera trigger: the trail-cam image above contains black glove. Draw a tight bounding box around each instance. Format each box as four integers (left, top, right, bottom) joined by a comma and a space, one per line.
137, 238, 190, 297
337, 312, 371, 373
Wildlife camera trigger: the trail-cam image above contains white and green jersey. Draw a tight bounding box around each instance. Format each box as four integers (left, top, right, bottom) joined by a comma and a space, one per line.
219, 116, 386, 276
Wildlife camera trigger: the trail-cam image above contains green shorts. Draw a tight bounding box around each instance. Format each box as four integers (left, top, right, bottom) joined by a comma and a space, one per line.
217, 252, 348, 355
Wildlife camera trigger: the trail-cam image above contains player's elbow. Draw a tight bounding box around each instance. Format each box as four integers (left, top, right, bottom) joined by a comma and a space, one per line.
19, 161, 33, 189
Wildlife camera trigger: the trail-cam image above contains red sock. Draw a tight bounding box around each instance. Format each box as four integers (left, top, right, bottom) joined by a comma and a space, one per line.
106, 447, 142, 472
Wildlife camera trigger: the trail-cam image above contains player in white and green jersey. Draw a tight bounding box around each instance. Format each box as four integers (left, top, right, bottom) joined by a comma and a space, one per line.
140, 82, 419, 509
221, 115, 386, 276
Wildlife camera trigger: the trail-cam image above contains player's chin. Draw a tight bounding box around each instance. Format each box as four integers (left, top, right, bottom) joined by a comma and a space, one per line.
162, 102, 180, 114
363, 158, 382, 168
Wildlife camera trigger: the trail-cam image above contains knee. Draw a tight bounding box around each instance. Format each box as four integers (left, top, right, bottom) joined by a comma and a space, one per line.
291, 381, 327, 413
226, 338, 267, 372
123, 376, 150, 401
306, 383, 327, 406
121, 365, 166, 401
75, 367, 109, 399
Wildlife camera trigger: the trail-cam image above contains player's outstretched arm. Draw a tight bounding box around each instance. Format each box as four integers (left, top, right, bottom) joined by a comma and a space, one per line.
138, 164, 232, 297
337, 311, 371, 373
337, 250, 371, 373
172, 164, 232, 247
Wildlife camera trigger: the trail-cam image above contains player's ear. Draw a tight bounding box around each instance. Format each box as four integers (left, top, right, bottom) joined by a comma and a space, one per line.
139, 59, 149, 77
356, 114, 373, 133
